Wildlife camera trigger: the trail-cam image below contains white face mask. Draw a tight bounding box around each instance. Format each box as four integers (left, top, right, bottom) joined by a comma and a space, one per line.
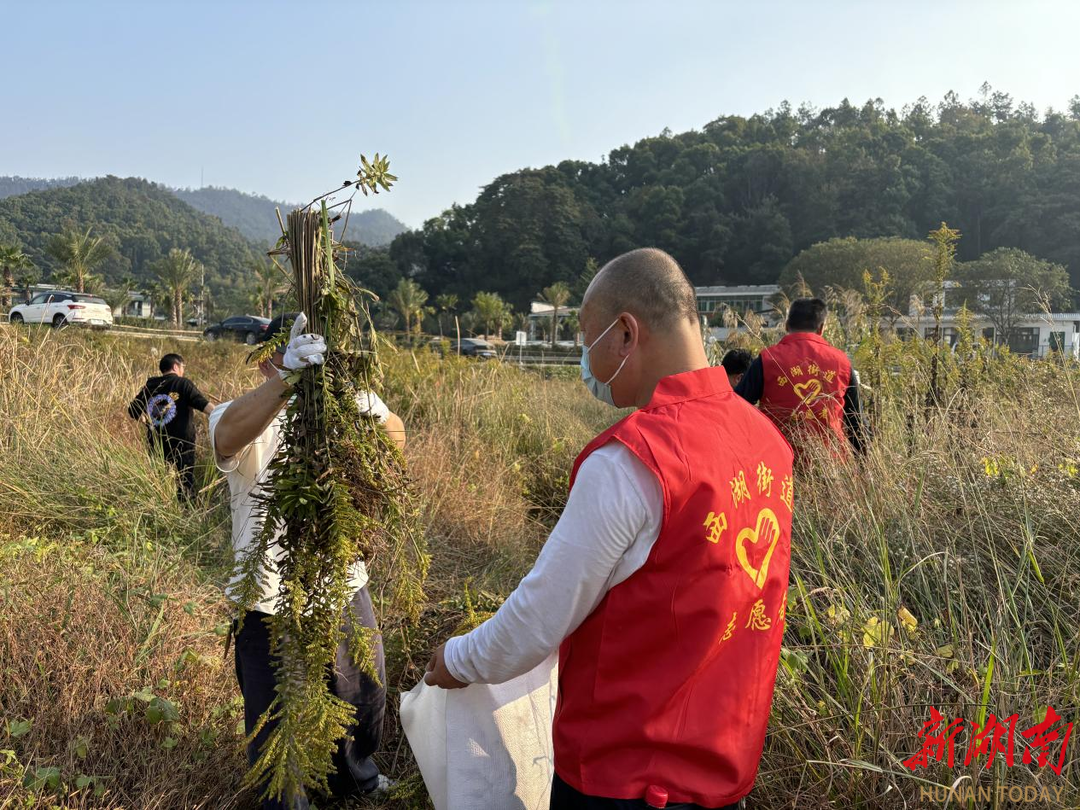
580, 317, 630, 407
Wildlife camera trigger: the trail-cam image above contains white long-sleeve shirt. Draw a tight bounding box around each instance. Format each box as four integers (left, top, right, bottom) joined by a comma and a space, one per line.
208, 391, 390, 615
444, 442, 664, 685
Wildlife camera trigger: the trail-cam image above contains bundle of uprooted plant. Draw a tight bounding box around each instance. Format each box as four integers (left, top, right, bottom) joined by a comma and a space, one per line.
236, 157, 428, 803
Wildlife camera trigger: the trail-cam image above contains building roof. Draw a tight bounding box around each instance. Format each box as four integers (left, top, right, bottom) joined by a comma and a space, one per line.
929, 312, 1080, 323
529, 301, 579, 316
695, 284, 780, 296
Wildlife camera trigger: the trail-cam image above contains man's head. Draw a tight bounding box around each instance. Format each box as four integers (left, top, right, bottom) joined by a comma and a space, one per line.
160, 353, 185, 376
579, 248, 706, 408
254, 312, 298, 380
721, 348, 752, 388
786, 298, 828, 334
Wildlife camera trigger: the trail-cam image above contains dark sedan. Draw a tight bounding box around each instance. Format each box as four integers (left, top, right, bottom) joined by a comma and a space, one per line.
203, 315, 270, 345
450, 338, 498, 358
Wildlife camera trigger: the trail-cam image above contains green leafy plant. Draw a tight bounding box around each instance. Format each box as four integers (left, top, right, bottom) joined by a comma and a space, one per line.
0, 242, 35, 310
236, 159, 427, 803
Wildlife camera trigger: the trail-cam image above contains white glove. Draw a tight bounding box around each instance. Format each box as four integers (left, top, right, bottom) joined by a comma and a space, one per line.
279, 312, 326, 378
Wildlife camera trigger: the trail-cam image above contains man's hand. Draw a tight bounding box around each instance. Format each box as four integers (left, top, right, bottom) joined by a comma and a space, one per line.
424, 642, 468, 689
280, 312, 327, 378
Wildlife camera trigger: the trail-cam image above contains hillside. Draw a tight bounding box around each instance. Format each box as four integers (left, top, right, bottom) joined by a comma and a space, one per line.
0, 176, 259, 298
0, 176, 83, 199
0, 177, 406, 252
174, 186, 407, 246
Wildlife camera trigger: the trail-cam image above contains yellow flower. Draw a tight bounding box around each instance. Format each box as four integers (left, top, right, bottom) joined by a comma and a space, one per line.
826, 603, 850, 627
862, 616, 882, 648
897, 606, 918, 633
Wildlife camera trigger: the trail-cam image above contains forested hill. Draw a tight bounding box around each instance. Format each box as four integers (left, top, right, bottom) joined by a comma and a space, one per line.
173, 186, 407, 246
0, 177, 259, 297
390, 92, 1080, 310
0, 177, 406, 248
0, 176, 83, 199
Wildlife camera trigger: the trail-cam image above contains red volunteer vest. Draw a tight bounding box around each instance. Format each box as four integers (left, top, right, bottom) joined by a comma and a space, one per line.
554, 367, 794, 807
758, 332, 852, 451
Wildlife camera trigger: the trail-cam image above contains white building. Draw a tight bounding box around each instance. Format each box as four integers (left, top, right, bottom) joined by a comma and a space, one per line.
898, 312, 1080, 358
696, 284, 782, 341
695, 284, 781, 318
118, 292, 154, 319
892, 281, 1080, 357
527, 301, 580, 342
695, 281, 1080, 358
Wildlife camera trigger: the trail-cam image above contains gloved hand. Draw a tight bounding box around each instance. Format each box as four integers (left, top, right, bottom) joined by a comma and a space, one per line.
279, 312, 326, 379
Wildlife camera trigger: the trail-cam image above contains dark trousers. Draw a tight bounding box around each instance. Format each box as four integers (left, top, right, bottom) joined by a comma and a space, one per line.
550, 774, 743, 810
148, 434, 196, 501
234, 587, 386, 810
163, 440, 196, 501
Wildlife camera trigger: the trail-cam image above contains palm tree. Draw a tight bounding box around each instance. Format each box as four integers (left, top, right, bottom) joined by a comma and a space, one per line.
498, 303, 515, 340
103, 281, 134, 318
153, 248, 202, 327
512, 311, 530, 335
563, 310, 581, 347
253, 259, 285, 319
574, 256, 599, 299
46, 226, 113, 293
387, 278, 430, 337
0, 243, 34, 311
435, 293, 459, 339
458, 310, 478, 338
472, 291, 507, 340
538, 282, 571, 347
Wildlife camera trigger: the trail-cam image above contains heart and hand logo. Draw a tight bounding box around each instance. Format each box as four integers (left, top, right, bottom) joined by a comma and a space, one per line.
735, 507, 781, 589
793, 378, 823, 404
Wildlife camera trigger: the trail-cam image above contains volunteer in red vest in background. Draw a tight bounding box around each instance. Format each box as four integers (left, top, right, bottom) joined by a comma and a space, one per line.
425, 248, 794, 810
735, 297, 866, 457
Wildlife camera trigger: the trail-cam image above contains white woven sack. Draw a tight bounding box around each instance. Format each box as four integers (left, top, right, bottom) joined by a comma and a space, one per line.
400, 652, 558, 810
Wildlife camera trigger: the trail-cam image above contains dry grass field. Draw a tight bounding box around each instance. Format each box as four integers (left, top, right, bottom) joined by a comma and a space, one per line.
0, 319, 1077, 808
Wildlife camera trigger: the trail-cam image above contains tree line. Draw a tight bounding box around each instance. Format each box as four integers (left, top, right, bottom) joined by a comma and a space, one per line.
369, 87, 1080, 311
4, 87, 1079, 337
0, 227, 213, 328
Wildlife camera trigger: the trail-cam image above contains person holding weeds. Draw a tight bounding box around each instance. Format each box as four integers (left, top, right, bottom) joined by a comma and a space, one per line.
210, 312, 405, 809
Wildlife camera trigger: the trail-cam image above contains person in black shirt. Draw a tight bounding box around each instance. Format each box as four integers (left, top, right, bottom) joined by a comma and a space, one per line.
128, 352, 214, 500
720, 348, 753, 388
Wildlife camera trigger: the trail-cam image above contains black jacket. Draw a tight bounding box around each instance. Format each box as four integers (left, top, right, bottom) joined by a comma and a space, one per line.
128, 373, 210, 444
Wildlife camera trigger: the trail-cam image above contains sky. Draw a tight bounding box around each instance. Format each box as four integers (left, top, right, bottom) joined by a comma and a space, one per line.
2, 0, 1079, 228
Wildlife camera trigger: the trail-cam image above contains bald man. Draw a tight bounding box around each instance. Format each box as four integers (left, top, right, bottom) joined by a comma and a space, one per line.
425, 249, 794, 810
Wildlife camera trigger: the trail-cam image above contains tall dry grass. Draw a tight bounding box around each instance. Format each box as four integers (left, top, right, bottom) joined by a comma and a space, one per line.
0, 326, 249, 808
0, 327, 604, 808
1, 322, 1078, 808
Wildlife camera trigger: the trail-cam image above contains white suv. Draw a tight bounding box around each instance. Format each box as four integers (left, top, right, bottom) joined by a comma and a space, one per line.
8, 291, 114, 328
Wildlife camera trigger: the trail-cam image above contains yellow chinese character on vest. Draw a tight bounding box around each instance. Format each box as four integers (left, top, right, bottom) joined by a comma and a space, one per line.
756, 462, 773, 497
745, 599, 772, 631
730, 471, 751, 507
703, 511, 727, 544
